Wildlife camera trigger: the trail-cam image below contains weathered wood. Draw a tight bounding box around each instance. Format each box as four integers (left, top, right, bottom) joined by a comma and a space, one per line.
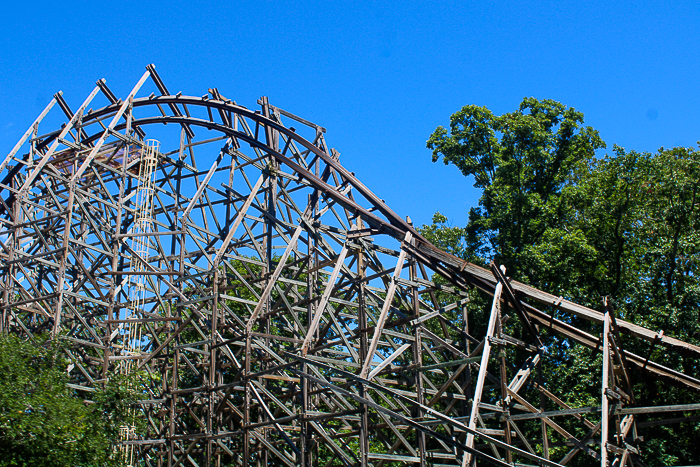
367, 343, 411, 379
2, 68, 697, 467
601, 301, 611, 467
360, 231, 411, 378
465, 273, 503, 466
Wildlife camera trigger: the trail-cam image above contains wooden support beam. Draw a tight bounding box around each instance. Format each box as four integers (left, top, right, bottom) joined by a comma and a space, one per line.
601, 298, 611, 467
464, 268, 503, 466
360, 231, 411, 378
3, 71, 699, 467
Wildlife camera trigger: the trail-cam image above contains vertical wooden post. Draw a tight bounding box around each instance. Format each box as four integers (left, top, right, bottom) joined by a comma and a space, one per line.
464, 266, 504, 466
3, 171, 19, 333
244, 333, 251, 466
52, 180, 76, 336
171, 128, 188, 467
361, 232, 411, 378
538, 359, 549, 460
601, 297, 611, 467
497, 311, 512, 464
1, 96, 57, 332
357, 218, 369, 467
103, 96, 132, 378
408, 217, 426, 467
301, 190, 318, 467
207, 270, 219, 466
261, 95, 277, 467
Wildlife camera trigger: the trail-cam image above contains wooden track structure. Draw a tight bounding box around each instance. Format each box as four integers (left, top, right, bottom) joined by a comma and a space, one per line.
1, 65, 699, 467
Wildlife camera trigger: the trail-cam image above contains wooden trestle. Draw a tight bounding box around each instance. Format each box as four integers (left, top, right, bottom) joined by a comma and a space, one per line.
1, 65, 698, 466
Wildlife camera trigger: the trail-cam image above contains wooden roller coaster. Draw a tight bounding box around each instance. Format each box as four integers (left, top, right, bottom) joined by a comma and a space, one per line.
1, 65, 698, 466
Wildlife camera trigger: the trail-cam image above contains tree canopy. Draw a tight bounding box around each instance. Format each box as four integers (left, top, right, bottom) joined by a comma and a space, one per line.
0, 334, 136, 467
424, 98, 700, 465
427, 98, 605, 276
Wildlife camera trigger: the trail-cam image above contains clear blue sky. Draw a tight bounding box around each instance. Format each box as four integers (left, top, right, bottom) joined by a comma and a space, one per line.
1, 0, 699, 229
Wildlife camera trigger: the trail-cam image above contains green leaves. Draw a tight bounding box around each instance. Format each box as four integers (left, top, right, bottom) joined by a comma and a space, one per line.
427, 97, 700, 465
419, 212, 468, 259
0, 334, 135, 467
427, 105, 498, 188
427, 98, 605, 283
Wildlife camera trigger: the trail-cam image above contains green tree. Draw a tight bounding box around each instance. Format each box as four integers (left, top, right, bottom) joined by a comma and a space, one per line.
0, 334, 135, 467
426, 98, 700, 465
427, 97, 605, 285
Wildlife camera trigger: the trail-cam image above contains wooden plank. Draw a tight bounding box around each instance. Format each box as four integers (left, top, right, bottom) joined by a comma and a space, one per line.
506, 387, 599, 461
19, 85, 102, 193
247, 224, 303, 331
360, 231, 411, 378
302, 243, 350, 355
601, 302, 611, 467
419, 357, 481, 372
72, 70, 151, 181
214, 173, 265, 264
367, 453, 420, 462
367, 343, 411, 379
291, 358, 562, 467
414, 243, 700, 358
0, 94, 59, 174
464, 273, 503, 465
491, 261, 542, 347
